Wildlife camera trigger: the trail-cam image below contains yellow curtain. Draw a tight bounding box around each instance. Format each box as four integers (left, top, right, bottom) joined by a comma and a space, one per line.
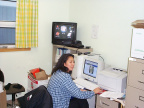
16, 0, 38, 48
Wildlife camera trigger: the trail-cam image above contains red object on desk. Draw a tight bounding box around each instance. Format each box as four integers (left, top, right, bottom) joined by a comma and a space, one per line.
31, 68, 40, 78
97, 89, 107, 95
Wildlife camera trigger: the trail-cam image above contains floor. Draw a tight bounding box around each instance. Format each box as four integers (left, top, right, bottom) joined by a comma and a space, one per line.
7, 100, 20, 108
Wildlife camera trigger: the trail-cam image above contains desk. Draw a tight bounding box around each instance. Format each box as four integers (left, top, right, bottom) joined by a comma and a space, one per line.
87, 95, 95, 108
96, 95, 124, 108
86, 93, 125, 108
74, 80, 125, 108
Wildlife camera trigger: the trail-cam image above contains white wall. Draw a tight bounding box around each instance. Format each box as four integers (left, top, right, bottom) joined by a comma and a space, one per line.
1, 0, 144, 99
0, 0, 70, 99
69, 0, 144, 70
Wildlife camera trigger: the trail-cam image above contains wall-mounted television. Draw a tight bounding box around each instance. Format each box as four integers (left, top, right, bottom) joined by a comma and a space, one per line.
52, 22, 77, 46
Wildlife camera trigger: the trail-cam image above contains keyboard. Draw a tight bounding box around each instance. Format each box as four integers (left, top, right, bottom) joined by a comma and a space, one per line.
73, 78, 99, 91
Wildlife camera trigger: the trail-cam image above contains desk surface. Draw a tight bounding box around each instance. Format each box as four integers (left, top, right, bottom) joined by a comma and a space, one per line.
96, 95, 125, 108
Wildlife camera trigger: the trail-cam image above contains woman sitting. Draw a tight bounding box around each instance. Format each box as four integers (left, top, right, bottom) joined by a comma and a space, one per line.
47, 53, 103, 108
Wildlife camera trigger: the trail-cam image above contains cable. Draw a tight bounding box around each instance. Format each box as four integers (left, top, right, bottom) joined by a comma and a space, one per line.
99, 55, 104, 62
76, 48, 79, 54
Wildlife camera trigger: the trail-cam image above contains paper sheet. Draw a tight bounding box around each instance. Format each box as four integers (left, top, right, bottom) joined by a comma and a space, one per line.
114, 98, 125, 106
75, 84, 84, 89
0, 81, 3, 93
99, 91, 124, 99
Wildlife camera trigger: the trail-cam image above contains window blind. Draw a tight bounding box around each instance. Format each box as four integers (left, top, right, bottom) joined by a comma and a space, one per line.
0, 1, 16, 45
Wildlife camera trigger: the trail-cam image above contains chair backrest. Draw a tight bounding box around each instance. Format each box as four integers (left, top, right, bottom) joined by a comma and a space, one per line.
0, 69, 4, 83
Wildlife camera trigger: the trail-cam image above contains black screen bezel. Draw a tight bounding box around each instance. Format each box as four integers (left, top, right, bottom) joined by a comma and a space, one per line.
52, 22, 77, 45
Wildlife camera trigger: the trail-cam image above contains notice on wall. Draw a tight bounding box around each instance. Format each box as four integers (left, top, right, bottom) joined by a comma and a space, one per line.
131, 28, 144, 59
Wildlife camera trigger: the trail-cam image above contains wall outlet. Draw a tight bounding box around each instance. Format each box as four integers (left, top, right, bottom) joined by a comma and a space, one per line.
91, 25, 99, 39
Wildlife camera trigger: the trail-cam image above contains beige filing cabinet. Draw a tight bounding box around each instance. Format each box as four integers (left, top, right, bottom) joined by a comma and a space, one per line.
96, 95, 120, 108
125, 58, 144, 108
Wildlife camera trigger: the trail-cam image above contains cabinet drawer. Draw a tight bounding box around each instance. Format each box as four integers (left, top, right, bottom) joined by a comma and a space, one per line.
96, 95, 119, 108
128, 58, 144, 90
125, 86, 144, 108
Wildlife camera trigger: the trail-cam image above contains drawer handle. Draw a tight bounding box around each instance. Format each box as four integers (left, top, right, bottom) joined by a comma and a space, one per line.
102, 102, 110, 106
138, 81, 144, 84
142, 70, 144, 75
139, 96, 144, 102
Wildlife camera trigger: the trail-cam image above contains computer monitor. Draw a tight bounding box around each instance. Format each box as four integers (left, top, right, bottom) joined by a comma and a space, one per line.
82, 57, 105, 83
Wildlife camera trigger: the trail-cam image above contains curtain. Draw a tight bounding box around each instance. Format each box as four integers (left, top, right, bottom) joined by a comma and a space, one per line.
16, 0, 38, 48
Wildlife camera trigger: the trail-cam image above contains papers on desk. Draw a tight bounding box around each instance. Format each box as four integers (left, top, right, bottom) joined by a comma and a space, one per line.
114, 98, 125, 107
100, 91, 124, 99
100, 91, 125, 106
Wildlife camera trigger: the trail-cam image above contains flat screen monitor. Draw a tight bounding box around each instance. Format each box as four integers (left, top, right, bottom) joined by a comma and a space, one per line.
52, 22, 77, 46
82, 57, 105, 83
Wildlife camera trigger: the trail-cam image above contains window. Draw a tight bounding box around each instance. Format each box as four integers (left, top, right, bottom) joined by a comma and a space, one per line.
0, 0, 16, 48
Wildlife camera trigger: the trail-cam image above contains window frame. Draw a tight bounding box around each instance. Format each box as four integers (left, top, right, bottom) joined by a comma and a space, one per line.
0, 48, 31, 52
0, 0, 31, 52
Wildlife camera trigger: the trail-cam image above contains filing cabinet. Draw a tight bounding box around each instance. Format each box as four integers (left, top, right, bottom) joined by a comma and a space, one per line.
125, 58, 144, 108
126, 86, 144, 108
96, 95, 120, 108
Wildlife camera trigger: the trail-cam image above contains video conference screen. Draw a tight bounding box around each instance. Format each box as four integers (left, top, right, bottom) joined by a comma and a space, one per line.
83, 59, 98, 78
54, 25, 75, 39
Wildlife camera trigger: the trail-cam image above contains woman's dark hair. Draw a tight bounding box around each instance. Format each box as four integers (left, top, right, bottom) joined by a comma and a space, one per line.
51, 53, 74, 75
